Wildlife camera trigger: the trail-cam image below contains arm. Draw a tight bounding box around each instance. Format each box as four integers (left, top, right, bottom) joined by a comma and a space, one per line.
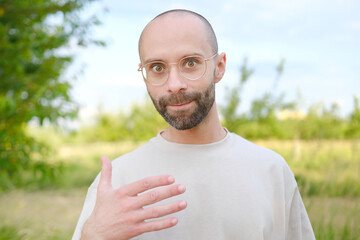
285, 187, 316, 240
78, 156, 187, 240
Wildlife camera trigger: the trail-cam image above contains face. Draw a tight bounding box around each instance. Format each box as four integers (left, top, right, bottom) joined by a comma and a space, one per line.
150, 77, 215, 130
139, 14, 223, 130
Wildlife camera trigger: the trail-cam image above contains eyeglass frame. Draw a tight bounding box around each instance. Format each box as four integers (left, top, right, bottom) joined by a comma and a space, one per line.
138, 53, 218, 86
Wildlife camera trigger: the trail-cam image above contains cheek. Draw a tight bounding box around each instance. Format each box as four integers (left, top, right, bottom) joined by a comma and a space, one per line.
146, 84, 164, 101
193, 72, 215, 89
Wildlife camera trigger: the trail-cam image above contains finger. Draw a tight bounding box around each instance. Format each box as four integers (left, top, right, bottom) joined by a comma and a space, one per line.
137, 217, 179, 234
139, 200, 187, 221
98, 156, 113, 190
120, 175, 176, 197
135, 184, 186, 208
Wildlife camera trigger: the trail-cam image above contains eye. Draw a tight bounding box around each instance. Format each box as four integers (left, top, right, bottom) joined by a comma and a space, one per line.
151, 64, 165, 73
184, 59, 197, 68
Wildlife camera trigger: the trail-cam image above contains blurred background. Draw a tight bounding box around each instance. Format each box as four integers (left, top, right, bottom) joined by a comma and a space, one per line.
0, 0, 359, 239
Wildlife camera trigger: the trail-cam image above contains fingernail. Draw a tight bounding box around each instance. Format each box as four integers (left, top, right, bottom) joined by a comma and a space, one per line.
179, 200, 187, 208
178, 184, 186, 193
168, 176, 175, 183
171, 218, 178, 225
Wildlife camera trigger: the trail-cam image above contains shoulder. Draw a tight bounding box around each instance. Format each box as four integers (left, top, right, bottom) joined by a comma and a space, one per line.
230, 133, 287, 164
229, 132, 295, 182
230, 132, 298, 199
112, 137, 157, 167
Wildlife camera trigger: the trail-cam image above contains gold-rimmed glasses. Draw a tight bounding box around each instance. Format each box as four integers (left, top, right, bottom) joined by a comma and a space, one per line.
138, 53, 218, 86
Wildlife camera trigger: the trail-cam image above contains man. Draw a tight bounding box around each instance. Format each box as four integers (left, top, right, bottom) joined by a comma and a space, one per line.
73, 9, 315, 240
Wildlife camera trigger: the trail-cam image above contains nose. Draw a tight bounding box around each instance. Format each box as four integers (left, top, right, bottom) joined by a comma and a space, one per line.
166, 64, 187, 93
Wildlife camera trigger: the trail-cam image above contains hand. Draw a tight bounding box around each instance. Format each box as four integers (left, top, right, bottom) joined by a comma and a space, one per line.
81, 156, 187, 240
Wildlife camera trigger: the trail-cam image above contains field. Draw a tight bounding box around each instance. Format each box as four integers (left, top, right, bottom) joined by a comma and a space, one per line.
1, 139, 359, 239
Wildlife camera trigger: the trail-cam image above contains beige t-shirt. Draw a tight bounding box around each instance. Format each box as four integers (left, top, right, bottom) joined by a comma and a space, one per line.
73, 131, 315, 240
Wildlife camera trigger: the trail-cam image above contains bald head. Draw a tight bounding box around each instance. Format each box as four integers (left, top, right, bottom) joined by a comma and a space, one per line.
139, 9, 218, 57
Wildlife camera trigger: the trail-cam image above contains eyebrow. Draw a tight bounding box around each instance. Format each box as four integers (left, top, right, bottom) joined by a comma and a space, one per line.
143, 52, 205, 65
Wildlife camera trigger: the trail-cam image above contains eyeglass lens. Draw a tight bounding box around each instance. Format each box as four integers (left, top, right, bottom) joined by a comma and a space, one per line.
143, 56, 207, 85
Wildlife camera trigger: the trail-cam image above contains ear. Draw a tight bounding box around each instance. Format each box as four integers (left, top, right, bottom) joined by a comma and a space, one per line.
214, 52, 226, 83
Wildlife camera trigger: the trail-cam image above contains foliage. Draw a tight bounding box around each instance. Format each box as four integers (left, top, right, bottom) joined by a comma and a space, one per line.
220, 57, 359, 140
257, 139, 360, 197
221, 58, 294, 137
73, 93, 360, 142
0, 225, 25, 240
296, 102, 346, 139
0, 0, 103, 189
2, 139, 360, 239
346, 95, 360, 138
221, 57, 253, 132
74, 99, 167, 143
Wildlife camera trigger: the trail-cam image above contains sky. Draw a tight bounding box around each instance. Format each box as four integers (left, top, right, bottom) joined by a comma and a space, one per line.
70, 0, 360, 123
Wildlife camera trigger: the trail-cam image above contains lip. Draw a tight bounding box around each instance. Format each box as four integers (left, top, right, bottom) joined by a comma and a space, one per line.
168, 101, 193, 109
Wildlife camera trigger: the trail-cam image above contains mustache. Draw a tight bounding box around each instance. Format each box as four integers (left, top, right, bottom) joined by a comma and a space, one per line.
158, 91, 201, 107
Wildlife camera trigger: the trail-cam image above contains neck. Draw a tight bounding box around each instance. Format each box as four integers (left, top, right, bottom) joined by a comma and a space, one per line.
161, 103, 226, 144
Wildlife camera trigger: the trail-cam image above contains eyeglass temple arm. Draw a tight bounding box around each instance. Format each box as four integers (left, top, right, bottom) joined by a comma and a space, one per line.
138, 63, 143, 71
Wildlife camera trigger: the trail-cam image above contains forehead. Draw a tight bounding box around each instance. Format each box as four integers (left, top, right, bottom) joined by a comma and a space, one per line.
139, 14, 212, 63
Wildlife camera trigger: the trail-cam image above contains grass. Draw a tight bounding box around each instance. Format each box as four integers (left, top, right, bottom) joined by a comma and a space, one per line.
1, 139, 359, 239
256, 139, 360, 197
0, 190, 358, 240
304, 196, 360, 240
0, 189, 87, 240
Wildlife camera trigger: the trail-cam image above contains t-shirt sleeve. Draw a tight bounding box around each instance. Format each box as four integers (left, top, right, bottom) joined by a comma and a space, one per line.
285, 187, 316, 240
72, 176, 99, 240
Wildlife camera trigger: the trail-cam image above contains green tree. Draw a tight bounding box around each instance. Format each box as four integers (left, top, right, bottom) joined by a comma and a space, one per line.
296, 101, 350, 140
346, 95, 360, 138
76, 99, 168, 143
125, 99, 168, 142
0, 0, 103, 188
221, 57, 254, 132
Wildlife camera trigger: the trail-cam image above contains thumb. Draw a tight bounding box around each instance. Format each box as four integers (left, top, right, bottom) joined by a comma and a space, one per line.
99, 156, 113, 190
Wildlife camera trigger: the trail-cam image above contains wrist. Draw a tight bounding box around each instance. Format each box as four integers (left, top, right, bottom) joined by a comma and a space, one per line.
81, 219, 101, 240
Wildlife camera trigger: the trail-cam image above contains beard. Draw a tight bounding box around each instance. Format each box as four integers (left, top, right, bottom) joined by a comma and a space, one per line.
149, 81, 215, 130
